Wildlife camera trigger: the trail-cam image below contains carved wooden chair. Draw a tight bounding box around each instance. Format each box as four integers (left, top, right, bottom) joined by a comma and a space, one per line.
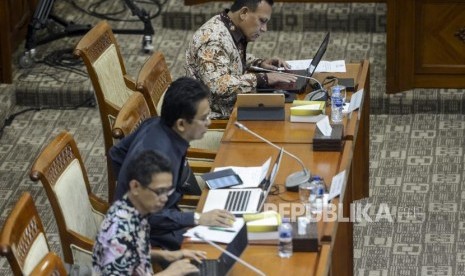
30, 131, 109, 266
74, 20, 136, 202
29, 252, 67, 276
136, 51, 226, 153
0, 192, 51, 275
111, 92, 211, 206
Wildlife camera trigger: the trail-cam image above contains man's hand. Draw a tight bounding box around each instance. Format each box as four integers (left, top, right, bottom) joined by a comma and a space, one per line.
153, 249, 207, 263
267, 72, 297, 85
199, 209, 236, 227
260, 58, 291, 70
157, 259, 198, 276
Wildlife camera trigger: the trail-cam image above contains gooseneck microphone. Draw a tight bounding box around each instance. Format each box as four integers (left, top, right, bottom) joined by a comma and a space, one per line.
234, 121, 311, 191
194, 232, 266, 276
249, 65, 324, 90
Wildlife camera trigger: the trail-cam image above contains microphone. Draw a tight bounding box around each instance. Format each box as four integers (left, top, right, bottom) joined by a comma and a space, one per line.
234, 121, 311, 191
194, 232, 266, 276
249, 65, 324, 90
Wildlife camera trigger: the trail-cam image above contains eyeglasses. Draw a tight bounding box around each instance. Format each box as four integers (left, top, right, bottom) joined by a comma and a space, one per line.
145, 186, 175, 197
192, 112, 212, 124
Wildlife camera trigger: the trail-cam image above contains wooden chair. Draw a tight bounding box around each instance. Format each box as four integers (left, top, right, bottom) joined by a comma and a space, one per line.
136, 51, 226, 153
29, 252, 67, 276
30, 131, 109, 266
0, 192, 51, 275
74, 20, 136, 202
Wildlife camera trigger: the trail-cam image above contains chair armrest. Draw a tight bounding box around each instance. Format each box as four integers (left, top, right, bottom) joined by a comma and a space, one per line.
187, 148, 216, 160
188, 160, 212, 173
179, 195, 201, 207
209, 119, 228, 129
112, 127, 125, 140
89, 194, 110, 214
123, 74, 137, 91
67, 229, 95, 253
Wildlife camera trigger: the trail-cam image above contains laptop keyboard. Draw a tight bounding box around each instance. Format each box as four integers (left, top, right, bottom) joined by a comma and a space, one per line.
188, 260, 220, 276
225, 190, 251, 212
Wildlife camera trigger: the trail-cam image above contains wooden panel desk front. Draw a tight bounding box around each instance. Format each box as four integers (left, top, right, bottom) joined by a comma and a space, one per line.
222, 61, 369, 144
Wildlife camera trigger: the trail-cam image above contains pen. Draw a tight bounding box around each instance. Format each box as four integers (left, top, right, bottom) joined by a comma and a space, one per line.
208, 227, 236, 233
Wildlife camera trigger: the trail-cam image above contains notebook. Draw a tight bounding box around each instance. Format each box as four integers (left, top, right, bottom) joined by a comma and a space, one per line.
256, 32, 330, 93
191, 223, 248, 276
202, 148, 284, 215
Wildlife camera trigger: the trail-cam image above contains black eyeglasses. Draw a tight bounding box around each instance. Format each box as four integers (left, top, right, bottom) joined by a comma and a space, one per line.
145, 186, 175, 197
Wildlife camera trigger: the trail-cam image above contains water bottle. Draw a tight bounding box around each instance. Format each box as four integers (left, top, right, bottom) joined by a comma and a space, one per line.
310, 176, 326, 213
278, 217, 293, 258
331, 86, 343, 123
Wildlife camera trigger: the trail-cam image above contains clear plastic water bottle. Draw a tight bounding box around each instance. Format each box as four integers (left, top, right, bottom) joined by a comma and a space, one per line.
278, 217, 293, 258
310, 176, 326, 212
331, 86, 343, 124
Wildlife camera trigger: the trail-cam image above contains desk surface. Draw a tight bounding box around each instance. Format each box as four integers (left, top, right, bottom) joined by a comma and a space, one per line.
183, 61, 369, 276
222, 63, 368, 144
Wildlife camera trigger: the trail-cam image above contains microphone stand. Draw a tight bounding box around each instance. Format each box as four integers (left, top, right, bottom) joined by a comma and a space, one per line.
194, 232, 266, 276
234, 122, 311, 191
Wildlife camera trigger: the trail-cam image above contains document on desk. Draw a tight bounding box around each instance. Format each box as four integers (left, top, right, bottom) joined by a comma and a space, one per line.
184, 218, 245, 243
283, 59, 346, 72
213, 157, 271, 188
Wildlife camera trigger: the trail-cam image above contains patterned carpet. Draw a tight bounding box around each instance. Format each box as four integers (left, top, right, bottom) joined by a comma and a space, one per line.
1, 1, 465, 275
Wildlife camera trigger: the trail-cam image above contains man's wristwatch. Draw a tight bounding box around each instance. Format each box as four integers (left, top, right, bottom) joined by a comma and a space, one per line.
194, 212, 200, 225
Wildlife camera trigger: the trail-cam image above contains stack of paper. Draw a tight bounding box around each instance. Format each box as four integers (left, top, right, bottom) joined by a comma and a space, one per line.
290, 100, 326, 123
213, 157, 271, 188
243, 211, 281, 242
183, 218, 245, 244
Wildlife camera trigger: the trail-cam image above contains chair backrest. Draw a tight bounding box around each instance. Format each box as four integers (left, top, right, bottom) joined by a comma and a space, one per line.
0, 193, 50, 275
29, 252, 67, 276
74, 20, 135, 202
112, 92, 151, 140
136, 51, 172, 116
30, 131, 109, 265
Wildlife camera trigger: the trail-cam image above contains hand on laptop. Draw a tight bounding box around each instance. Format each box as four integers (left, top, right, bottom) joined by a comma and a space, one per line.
199, 209, 236, 227
159, 258, 199, 276
260, 57, 292, 70
267, 72, 297, 85
153, 249, 207, 264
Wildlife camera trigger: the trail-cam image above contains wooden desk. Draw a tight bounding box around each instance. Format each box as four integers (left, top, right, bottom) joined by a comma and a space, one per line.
184, 60, 370, 276
223, 62, 370, 144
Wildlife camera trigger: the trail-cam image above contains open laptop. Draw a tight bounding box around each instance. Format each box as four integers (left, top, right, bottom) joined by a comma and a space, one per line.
256, 32, 330, 93
202, 148, 284, 215
192, 224, 248, 276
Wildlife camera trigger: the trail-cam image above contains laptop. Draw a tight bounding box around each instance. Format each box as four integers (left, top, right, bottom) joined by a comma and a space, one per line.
236, 93, 285, 121
192, 224, 248, 276
202, 148, 284, 215
256, 32, 330, 93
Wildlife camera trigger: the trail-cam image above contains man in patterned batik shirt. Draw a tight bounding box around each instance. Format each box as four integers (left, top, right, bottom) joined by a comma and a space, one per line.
186, 0, 297, 119
93, 151, 206, 275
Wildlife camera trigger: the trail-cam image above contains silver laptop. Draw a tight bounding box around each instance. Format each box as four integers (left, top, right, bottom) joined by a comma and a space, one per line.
202, 148, 284, 215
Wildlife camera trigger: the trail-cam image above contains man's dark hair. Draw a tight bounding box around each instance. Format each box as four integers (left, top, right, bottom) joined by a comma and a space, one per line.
161, 77, 210, 127
127, 150, 171, 187
231, 0, 274, 12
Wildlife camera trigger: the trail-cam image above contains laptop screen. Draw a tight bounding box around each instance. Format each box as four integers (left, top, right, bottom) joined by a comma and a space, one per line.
219, 224, 248, 273
257, 148, 284, 211
307, 32, 330, 77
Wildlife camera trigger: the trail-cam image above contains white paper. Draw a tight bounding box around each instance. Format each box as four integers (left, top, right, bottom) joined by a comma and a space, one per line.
214, 158, 271, 188
348, 89, 364, 113
282, 60, 346, 72
184, 218, 245, 243
316, 116, 332, 136
328, 170, 346, 201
